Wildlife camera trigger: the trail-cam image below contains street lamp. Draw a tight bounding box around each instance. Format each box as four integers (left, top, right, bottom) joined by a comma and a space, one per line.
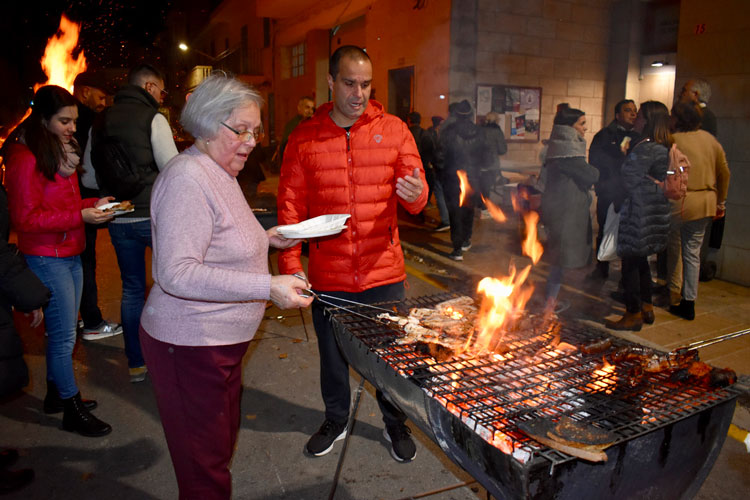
178, 42, 216, 62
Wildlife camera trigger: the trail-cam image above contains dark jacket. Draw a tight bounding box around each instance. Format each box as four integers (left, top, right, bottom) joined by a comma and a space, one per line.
481, 122, 508, 173
700, 106, 718, 137
408, 124, 436, 169
541, 126, 599, 268
438, 118, 487, 203
0, 185, 50, 397
588, 120, 639, 204
91, 85, 159, 218
617, 140, 670, 257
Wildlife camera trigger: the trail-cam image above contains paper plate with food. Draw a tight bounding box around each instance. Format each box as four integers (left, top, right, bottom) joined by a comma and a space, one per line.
99, 201, 135, 216
276, 214, 350, 239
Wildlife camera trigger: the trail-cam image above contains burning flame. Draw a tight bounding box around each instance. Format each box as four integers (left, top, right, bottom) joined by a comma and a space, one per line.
521, 211, 543, 264
473, 264, 535, 353
457, 170, 472, 206
481, 195, 507, 222
38, 15, 87, 93
0, 15, 85, 150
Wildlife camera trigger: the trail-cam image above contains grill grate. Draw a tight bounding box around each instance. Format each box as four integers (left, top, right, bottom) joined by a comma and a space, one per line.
329, 292, 741, 466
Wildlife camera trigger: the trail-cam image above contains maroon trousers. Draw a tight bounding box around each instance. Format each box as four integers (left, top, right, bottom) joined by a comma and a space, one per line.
140, 327, 249, 500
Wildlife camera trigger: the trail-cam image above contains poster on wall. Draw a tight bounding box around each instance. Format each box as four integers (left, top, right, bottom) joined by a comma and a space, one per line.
476, 84, 541, 142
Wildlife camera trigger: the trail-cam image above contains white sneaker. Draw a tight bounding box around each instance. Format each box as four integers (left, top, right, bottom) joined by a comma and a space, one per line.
82, 321, 123, 341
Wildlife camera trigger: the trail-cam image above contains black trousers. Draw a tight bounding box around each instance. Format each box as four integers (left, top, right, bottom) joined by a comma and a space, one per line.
311, 281, 407, 427
442, 172, 476, 251
621, 256, 653, 313
79, 185, 105, 329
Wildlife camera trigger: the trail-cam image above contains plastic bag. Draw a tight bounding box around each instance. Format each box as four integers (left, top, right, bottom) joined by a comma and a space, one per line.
597, 203, 620, 262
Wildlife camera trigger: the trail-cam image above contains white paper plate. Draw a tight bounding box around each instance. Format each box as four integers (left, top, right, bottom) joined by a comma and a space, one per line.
99, 202, 135, 216
277, 226, 347, 239
277, 214, 350, 238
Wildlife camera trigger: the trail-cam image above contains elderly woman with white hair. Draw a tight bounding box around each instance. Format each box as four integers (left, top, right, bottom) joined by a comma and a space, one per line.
139, 73, 313, 498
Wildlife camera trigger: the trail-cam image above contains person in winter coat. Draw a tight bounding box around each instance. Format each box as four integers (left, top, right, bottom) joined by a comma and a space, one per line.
606, 101, 672, 331
540, 104, 599, 312
439, 99, 486, 261
0, 183, 50, 495
2, 85, 114, 437
588, 99, 639, 280
478, 112, 508, 211
667, 102, 730, 320
277, 46, 427, 463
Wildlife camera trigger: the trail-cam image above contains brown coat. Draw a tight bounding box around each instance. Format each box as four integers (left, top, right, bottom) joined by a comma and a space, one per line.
672, 130, 730, 220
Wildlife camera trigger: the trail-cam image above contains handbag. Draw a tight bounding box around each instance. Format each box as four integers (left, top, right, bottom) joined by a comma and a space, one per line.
597, 203, 620, 262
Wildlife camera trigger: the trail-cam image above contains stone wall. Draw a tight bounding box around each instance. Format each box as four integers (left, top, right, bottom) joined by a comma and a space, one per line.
455, 0, 612, 164
676, 0, 750, 285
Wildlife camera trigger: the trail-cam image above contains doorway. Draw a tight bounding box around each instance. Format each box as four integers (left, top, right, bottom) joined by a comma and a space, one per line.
388, 66, 414, 122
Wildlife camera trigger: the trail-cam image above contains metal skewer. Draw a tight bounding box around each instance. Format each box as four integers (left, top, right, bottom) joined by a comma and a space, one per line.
683, 328, 750, 351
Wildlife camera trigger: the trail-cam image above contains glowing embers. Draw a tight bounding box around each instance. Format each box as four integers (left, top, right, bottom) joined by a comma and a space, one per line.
589, 358, 617, 395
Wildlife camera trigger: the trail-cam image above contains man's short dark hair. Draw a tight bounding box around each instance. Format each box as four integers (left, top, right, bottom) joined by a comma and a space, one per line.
329, 45, 371, 80
615, 99, 635, 115
408, 112, 421, 125
128, 63, 164, 87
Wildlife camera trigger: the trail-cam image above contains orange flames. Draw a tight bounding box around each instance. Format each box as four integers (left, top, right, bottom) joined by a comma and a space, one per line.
38, 15, 87, 93
457, 170, 471, 206
481, 195, 507, 222
0, 15, 85, 150
473, 265, 535, 352
521, 211, 544, 264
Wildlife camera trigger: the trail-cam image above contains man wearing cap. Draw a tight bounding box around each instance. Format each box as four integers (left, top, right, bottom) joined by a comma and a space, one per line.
72, 71, 123, 342
277, 45, 427, 462
438, 99, 486, 261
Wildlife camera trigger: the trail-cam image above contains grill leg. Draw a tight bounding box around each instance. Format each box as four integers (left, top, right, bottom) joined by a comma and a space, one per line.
327, 376, 365, 500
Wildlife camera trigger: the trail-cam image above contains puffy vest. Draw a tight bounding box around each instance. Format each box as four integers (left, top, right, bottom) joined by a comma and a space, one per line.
92, 85, 159, 217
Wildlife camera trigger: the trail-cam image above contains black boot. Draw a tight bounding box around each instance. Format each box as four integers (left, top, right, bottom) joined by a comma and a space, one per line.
0, 468, 34, 494
669, 299, 695, 321
62, 393, 112, 437
44, 380, 97, 414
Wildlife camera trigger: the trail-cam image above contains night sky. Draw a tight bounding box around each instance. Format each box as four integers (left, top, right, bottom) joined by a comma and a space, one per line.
0, 0, 212, 130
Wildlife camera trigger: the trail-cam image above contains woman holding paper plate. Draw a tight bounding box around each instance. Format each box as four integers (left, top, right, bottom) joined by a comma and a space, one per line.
3, 85, 114, 438
139, 73, 313, 498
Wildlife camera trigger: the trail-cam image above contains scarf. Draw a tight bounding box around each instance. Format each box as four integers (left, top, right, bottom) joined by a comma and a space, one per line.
545, 124, 586, 160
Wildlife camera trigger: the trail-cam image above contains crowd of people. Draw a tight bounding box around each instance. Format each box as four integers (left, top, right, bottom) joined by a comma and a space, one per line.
0, 39, 730, 497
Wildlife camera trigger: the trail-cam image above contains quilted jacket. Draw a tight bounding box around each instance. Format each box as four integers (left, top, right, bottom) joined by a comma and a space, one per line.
277, 100, 427, 292
4, 143, 97, 258
617, 140, 670, 257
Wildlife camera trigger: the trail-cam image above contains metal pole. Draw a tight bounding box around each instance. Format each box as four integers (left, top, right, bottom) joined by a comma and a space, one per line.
327, 376, 365, 500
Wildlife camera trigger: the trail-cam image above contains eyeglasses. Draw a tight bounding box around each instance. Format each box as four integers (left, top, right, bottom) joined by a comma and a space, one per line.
147, 81, 168, 97
220, 121, 264, 142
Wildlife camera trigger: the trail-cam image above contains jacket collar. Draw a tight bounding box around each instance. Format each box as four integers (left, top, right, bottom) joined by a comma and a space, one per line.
114, 84, 160, 110
311, 99, 385, 130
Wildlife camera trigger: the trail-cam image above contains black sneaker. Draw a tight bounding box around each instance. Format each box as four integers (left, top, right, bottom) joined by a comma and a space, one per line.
434, 223, 450, 232
448, 249, 463, 261
305, 419, 347, 456
461, 241, 472, 251
383, 425, 416, 462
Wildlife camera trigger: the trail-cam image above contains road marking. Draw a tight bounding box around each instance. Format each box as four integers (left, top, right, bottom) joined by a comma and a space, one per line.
405, 263, 448, 290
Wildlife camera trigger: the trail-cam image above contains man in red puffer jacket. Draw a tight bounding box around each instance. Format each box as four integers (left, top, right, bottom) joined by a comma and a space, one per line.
278, 45, 427, 463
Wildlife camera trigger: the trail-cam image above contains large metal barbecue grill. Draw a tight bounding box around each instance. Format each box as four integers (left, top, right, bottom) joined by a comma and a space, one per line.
328, 292, 740, 500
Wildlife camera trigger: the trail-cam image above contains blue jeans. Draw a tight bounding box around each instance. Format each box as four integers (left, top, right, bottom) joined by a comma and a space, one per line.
108, 220, 151, 368
25, 255, 82, 399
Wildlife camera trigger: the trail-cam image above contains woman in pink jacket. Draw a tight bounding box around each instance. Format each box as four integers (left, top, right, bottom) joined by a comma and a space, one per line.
2, 85, 113, 437
139, 73, 312, 499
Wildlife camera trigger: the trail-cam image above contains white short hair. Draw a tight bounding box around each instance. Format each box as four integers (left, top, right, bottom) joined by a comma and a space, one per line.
180, 72, 264, 140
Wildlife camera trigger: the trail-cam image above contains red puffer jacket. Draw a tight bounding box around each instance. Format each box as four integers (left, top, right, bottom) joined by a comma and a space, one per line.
277, 100, 427, 292
4, 143, 96, 258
